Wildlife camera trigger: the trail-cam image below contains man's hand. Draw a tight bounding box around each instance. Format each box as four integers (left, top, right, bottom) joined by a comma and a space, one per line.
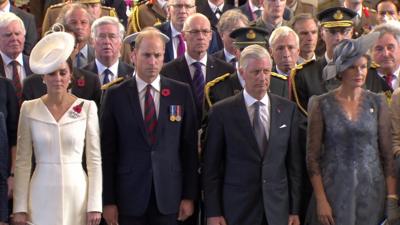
207, 216, 227, 225
288, 214, 300, 225
177, 199, 194, 221
12, 212, 27, 225
103, 205, 118, 225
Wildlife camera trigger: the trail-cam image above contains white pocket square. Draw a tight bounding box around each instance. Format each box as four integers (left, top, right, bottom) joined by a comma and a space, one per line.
279, 124, 287, 128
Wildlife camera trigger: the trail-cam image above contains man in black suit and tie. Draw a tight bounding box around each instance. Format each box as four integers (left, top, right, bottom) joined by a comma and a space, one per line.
161, 13, 235, 118
239, 0, 264, 21
0, 0, 37, 55
101, 27, 198, 225
195, 0, 234, 28
203, 44, 302, 225
82, 16, 134, 86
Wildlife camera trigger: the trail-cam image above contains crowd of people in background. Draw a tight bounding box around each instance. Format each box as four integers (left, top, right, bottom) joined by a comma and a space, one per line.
2, 0, 400, 224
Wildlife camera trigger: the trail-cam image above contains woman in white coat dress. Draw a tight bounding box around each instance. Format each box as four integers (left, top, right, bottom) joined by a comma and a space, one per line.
12, 31, 102, 225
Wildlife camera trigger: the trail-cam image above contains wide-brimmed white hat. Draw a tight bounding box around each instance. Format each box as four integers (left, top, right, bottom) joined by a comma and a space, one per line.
29, 32, 75, 74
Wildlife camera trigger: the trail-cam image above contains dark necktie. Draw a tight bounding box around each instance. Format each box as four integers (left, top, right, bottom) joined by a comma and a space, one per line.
253, 101, 268, 155
254, 9, 262, 18
103, 68, 111, 85
177, 34, 185, 57
192, 62, 205, 109
75, 52, 83, 68
385, 73, 394, 89
144, 85, 158, 144
215, 8, 222, 19
10, 61, 22, 101
229, 58, 236, 67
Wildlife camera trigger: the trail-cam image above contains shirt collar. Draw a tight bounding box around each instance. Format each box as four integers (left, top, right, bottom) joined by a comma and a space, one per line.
243, 88, 270, 108
185, 52, 208, 66
95, 59, 119, 76
135, 73, 161, 93
223, 48, 236, 62
0, 1, 10, 12
377, 66, 400, 78
275, 65, 290, 76
170, 23, 181, 37
0, 51, 23, 66
248, 0, 263, 12
79, 44, 89, 59
208, 0, 224, 12
324, 52, 333, 63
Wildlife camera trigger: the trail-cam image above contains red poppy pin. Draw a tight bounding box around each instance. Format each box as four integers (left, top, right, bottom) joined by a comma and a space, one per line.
161, 88, 171, 97
70, 101, 84, 118
363, 6, 370, 18
76, 77, 85, 87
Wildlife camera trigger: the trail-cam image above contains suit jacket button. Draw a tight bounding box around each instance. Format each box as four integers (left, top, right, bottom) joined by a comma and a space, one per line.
262, 179, 266, 184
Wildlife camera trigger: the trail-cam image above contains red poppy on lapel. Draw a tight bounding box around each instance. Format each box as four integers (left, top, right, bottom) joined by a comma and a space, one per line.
76, 76, 85, 87
73, 101, 84, 114
363, 6, 370, 18
161, 88, 171, 97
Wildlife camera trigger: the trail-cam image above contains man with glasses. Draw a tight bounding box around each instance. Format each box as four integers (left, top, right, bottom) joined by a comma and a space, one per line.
376, 0, 399, 24
155, 0, 222, 63
161, 13, 235, 119
291, 7, 356, 115
82, 16, 134, 86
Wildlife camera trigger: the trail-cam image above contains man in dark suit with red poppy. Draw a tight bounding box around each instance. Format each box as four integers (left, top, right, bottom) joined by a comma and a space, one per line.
101, 27, 198, 225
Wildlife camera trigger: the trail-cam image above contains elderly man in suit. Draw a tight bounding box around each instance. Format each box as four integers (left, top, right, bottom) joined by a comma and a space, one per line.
0, 13, 33, 101
101, 27, 198, 225
161, 13, 235, 118
203, 44, 302, 225
0, 0, 37, 55
83, 16, 134, 86
59, 3, 95, 68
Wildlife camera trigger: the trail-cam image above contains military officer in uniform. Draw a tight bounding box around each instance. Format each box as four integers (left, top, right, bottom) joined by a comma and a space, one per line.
127, 0, 167, 34
291, 7, 357, 115
205, 27, 288, 110
41, 0, 117, 37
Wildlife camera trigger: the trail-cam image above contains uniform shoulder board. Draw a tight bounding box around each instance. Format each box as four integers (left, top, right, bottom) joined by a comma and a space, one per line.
135, 0, 147, 5
271, 72, 287, 80
49, 2, 66, 8
294, 59, 314, 70
205, 73, 231, 107
370, 61, 380, 69
101, 77, 125, 90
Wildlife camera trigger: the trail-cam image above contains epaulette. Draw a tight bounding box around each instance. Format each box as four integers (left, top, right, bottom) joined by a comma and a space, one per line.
370, 61, 380, 69
294, 59, 314, 70
101, 6, 117, 17
130, 4, 141, 32
101, 77, 125, 90
271, 72, 287, 80
205, 73, 231, 107
135, 0, 147, 5
49, 2, 66, 8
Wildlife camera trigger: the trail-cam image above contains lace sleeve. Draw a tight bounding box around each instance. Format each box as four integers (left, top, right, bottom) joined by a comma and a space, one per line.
391, 89, 400, 156
378, 94, 396, 177
306, 96, 324, 177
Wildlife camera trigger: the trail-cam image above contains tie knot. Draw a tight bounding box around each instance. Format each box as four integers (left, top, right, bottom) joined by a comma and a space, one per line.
10, 60, 18, 67
254, 101, 262, 110
192, 62, 202, 69
177, 33, 184, 41
104, 68, 112, 75
146, 84, 152, 91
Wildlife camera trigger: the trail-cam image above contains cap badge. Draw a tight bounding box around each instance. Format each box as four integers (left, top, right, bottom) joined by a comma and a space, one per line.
246, 30, 256, 40
333, 10, 343, 20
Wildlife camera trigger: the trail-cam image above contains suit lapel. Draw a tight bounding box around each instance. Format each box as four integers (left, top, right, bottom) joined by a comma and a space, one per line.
206, 56, 218, 82
154, 78, 169, 146
0, 57, 6, 77
165, 24, 174, 62
126, 79, 151, 146
263, 94, 280, 161
23, 55, 33, 76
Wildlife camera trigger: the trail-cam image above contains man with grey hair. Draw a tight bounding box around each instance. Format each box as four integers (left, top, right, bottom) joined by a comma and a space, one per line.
368, 21, 400, 94
290, 13, 318, 63
203, 43, 302, 225
83, 16, 134, 85
212, 9, 249, 64
58, 3, 94, 68
101, 27, 198, 225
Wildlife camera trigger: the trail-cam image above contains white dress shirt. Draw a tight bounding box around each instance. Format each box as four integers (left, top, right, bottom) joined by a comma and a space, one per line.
243, 89, 270, 139
0, 51, 26, 85
208, 0, 224, 15
136, 74, 161, 118
170, 23, 186, 59
377, 66, 400, 90
95, 59, 119, 85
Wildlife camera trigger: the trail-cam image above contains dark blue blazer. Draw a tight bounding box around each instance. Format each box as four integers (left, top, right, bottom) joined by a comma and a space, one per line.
155, 22, 223, 63
100, 76, 199, 216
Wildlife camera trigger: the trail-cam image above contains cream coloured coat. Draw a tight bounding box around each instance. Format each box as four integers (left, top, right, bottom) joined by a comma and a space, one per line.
13, 98, 102, 225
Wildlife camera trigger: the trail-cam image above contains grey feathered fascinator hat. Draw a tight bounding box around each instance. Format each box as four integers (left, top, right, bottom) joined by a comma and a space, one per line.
322, 31, 381, 81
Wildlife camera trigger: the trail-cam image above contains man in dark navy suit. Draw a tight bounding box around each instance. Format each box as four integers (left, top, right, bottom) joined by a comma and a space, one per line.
101, 27, 198, 225
82, 16, 134, 85
203, 44, 302, 225
161, 13, 235, 119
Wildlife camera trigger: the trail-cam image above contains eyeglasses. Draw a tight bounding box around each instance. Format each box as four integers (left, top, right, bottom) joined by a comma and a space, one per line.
170, 4, 195, 9
378, 11, 397, 16
184, 29, 212, 35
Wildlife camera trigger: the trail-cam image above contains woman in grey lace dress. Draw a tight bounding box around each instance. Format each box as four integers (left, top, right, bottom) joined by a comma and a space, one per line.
306, 32, 399, 225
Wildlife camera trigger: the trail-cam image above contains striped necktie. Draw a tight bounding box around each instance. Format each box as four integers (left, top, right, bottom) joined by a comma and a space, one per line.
144, 85, 158, 144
